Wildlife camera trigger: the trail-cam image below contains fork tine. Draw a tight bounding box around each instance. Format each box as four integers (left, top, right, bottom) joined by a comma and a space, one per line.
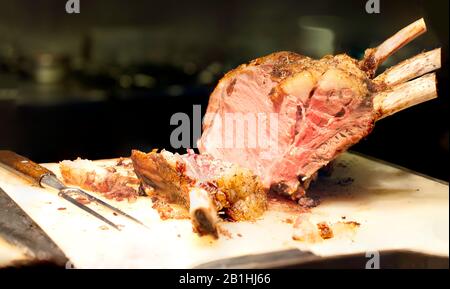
69, 188, 148, 228
58, 192, 121, 230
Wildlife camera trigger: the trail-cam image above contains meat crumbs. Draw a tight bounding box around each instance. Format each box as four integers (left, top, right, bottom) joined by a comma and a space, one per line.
317, 222, 334, 239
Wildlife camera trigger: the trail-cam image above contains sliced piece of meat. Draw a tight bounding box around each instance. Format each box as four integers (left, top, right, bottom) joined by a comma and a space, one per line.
131, 149, 267, 237
59, 158, 140, 202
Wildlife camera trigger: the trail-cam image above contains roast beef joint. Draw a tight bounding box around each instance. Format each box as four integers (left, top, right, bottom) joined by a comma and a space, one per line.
198, 18, 439, 199
61, 19, 440, 238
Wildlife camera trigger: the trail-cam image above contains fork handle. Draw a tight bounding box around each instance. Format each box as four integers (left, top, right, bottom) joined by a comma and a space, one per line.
0, 150, 55, 186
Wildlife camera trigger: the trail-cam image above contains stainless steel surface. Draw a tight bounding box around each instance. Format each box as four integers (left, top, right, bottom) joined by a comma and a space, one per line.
194, 249, 319, 269
194, 249, 449, 269
0, 187, 68, 267
41, 174, 65, 190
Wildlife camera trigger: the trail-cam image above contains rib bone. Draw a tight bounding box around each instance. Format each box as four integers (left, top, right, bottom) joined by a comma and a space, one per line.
189, 188, 219, 238
361, 18, 427, 77
374, 73, 437, 119
375, 48, 441, 86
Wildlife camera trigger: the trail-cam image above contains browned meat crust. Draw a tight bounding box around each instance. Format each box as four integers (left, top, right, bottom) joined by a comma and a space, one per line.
198, 19, 439, 201
131, 149, 267, 222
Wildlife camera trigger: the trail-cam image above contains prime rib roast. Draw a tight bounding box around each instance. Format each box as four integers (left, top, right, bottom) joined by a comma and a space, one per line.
198, 18, 440, 200
61, 19, 440, 237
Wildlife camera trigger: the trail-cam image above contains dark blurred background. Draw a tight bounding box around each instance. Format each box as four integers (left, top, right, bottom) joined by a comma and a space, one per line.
0, 0, 448, 180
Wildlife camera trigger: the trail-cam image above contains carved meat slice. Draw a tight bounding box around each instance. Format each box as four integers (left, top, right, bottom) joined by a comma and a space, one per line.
60, 158, 140, 202
131, 149, 267, 237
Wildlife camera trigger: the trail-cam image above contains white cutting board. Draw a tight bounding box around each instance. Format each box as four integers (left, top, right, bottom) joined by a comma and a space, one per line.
0, 152, 448, 268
